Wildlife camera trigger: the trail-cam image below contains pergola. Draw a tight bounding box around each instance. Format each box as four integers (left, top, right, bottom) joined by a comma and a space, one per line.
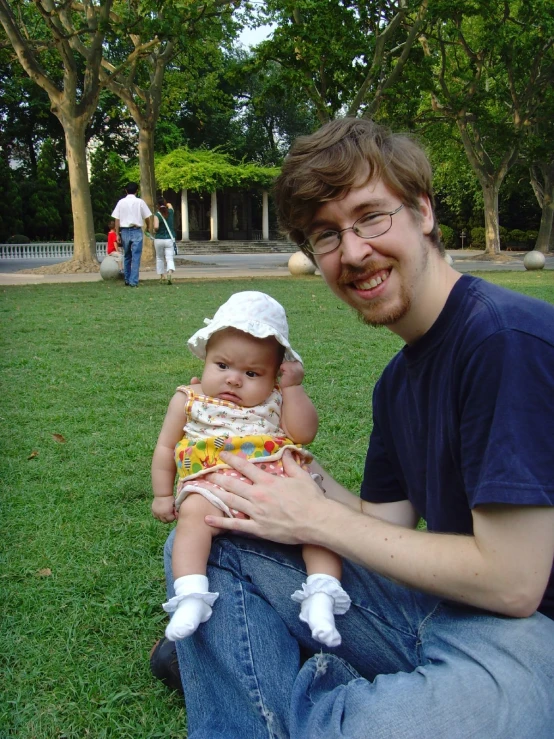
154, 148, 281, 241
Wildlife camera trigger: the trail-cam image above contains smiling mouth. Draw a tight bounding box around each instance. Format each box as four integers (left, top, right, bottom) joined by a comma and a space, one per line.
352, 268, 391, 291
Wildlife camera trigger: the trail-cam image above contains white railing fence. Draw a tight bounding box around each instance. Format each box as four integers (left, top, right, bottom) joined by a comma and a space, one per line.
0, 242, 108, 259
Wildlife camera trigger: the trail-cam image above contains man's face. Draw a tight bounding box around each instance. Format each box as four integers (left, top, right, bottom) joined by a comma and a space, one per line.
310, 178, 436, 339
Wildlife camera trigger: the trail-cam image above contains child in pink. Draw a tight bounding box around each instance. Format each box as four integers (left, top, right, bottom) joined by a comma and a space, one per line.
152, 292, 351, 646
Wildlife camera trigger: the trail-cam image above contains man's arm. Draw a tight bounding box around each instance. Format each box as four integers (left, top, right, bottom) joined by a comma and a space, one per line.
308, 458, 419, 527
205, 453, 554, 617
114, 218, 121, 243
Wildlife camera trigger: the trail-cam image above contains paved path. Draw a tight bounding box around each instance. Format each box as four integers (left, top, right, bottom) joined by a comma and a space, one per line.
0, 250, 552, 286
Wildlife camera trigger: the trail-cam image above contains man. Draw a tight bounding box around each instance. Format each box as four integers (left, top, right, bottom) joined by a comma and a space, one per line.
163, 118, 554, 737
111, 182, 152, 287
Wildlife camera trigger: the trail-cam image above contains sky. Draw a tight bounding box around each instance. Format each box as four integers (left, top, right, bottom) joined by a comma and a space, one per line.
237, 23, 275, 49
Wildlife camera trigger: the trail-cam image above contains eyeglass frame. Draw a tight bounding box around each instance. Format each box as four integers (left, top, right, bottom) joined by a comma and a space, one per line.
302, 204, 405, 256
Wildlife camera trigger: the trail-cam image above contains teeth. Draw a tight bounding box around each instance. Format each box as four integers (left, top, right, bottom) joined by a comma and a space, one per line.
356, 272, 387, 290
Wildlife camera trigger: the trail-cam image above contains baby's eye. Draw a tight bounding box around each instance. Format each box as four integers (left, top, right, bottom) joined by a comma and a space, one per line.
217, 362, 228, 370
246, 370, 259, 378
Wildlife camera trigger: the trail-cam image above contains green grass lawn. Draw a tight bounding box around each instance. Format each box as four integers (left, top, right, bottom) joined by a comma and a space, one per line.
1, 271, 553, 738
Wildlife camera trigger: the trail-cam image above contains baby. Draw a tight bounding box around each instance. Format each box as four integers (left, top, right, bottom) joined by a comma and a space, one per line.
151, 291, 351, 647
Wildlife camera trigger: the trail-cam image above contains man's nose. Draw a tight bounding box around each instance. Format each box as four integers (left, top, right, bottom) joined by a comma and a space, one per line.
339, 229, 374, 266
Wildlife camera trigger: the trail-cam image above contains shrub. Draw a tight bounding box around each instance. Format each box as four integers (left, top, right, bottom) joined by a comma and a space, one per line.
509, 229, 527, 243
95, 232, 107, 242
7, 234, 30, 244
526, 230, 538, 244
439, 224, 455, 249
470, 227, 486, 248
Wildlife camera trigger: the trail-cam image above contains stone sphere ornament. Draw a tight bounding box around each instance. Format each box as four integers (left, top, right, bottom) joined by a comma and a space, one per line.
288, 251, 317, 275
523, 251, 545, 271
100, 255, 121, 280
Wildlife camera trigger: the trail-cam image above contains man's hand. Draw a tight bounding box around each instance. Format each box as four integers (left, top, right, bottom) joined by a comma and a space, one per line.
204, 450, 330, 543
279, 361, 304, 388
152, 496, 176, 523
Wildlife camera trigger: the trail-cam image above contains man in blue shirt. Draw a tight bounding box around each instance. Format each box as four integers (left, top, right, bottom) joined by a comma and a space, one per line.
164, 118, 554, 737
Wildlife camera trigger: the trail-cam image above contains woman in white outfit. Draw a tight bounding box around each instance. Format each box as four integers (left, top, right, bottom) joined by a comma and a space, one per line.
154, 196, 176, 284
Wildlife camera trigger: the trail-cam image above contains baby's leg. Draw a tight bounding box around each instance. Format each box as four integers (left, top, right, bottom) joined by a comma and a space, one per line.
163, 494, 222, 641
292, 544, 351, 648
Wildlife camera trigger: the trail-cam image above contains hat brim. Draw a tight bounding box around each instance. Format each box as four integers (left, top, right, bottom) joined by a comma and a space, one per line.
188, 318, 303, 365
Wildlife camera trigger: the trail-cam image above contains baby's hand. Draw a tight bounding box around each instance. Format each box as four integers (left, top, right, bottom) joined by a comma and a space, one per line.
279, 360, 305, 388
152, 496, 176, 523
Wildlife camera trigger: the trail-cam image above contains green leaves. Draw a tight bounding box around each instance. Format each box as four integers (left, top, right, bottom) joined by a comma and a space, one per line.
155, 146, 281, 191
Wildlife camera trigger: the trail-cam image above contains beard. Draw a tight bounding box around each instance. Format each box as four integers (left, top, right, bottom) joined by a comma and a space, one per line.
339, 238, 430, 328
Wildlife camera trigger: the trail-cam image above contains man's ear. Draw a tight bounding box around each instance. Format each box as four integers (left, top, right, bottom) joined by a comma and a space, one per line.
418, 195, 435, 236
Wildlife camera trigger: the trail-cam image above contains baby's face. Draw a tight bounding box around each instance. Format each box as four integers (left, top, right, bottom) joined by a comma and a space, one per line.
201, 328, 281, 407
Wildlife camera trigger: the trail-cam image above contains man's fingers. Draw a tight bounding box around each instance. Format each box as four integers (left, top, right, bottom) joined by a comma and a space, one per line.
281, 449, 313, 479
205, 513, 256, 534
218, 452, 271, 483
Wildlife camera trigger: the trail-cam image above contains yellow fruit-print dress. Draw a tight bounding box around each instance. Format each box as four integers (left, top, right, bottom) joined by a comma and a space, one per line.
174, 385, 312, 516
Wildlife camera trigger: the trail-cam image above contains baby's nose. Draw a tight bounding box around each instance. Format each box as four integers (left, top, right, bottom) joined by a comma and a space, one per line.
226, 372, 242, 386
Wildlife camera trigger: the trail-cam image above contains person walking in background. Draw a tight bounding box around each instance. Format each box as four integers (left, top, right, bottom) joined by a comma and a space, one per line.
153, 196, 176, 284
111, 182, 152, 287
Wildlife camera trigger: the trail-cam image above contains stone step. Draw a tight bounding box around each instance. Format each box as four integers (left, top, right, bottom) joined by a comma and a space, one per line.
175, 240, 297, 255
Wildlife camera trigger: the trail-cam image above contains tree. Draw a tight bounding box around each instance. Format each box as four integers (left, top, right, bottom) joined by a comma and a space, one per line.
0, 157, 23, 239
28, 138, 65, 239
422, 0, 554, 255
527, 84, 554, 252
0, 0, 114, 269
253, 0, 428, 123
89, 146, 127, 234
0, 46, 63, 173
86, 0, 241, 264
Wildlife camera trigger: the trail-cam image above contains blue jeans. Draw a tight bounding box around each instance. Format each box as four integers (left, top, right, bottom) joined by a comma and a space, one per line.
120, 227, 143, 285
164, 530, 554, 738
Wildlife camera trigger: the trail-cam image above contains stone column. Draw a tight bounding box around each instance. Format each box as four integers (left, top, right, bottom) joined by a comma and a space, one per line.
181, 189, 189, 241
262, 190, 269, 240
210, 191, 218, 241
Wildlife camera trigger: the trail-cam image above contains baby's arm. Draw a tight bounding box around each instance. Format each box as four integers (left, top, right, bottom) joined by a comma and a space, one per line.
279, 361, 318, 444
151, 391, 188, 522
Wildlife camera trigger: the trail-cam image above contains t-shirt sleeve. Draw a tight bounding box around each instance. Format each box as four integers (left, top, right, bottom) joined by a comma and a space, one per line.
360, 381, 408, 503
141, 201, 153, 219
460, 329, 554, 508
111, 203, 120, 219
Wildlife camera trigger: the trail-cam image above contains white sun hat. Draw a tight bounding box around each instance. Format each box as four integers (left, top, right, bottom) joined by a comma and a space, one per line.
187, 291, 303, 364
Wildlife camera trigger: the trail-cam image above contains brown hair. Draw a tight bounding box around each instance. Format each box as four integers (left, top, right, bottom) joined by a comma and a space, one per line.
273, 117, 442, 256
157, 196, 169, 218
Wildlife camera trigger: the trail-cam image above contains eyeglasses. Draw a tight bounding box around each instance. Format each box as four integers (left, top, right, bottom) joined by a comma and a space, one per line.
303, 204, 404, 256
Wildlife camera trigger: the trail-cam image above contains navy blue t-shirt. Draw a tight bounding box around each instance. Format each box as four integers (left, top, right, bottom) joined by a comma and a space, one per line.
361, 275, 554, 619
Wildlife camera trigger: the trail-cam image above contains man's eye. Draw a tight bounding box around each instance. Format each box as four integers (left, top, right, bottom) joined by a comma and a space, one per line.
314, 230, 338, 245
246, 371, 259, 378
357, 212, 387, 226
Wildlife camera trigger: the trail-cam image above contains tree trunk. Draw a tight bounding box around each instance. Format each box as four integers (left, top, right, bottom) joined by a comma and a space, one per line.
481, 180, 501, 255
63, 116, 99, 268
530, 162, 554, 253
138, 124, 156, 267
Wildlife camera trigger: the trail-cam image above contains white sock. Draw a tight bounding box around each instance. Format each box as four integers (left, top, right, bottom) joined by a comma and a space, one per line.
300, 591, 341, 648
163, 575, 219, 641
291, 573, 351, 648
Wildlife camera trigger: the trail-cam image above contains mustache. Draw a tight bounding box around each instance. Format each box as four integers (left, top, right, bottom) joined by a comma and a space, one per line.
336, 262, 392, 287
